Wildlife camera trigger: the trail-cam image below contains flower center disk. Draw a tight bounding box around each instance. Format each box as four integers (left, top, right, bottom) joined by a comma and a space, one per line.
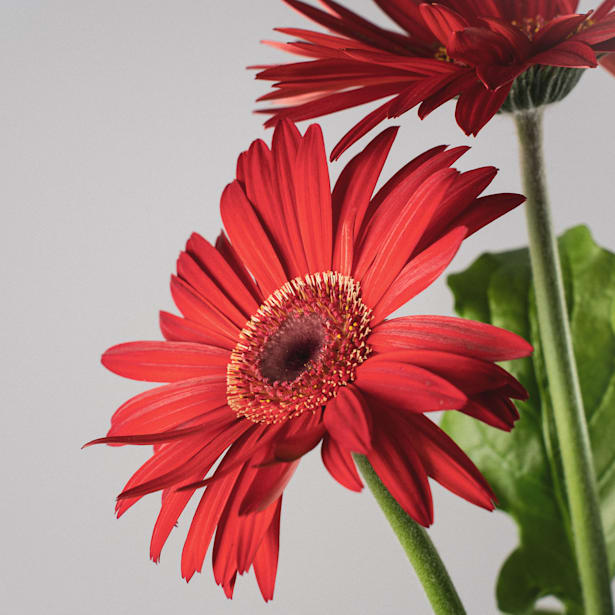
227, 272, 372, 424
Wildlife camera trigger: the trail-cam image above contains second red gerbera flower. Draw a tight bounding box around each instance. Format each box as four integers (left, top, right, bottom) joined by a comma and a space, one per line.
88, 120, 531, 601
256, 0, 615, 158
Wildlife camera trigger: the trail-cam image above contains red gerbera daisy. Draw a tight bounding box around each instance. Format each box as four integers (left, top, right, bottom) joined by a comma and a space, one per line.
88, 121, 531, 601
256, 0, 615, 158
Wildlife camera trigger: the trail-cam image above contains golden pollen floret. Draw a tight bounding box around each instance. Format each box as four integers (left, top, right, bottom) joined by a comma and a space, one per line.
226, 272, 372, 424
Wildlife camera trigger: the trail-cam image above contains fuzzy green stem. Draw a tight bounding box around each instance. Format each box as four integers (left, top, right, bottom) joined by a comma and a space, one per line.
514, 109, 613, 615
353, 454, 466, 615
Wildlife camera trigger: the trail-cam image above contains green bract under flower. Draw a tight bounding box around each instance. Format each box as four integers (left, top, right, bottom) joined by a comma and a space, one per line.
500, 65, 585, 113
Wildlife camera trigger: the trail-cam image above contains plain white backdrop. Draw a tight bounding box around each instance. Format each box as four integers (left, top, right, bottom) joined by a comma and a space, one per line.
2, 1, 614, 613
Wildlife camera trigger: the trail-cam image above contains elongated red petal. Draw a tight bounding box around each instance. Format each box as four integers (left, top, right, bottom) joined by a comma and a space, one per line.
214, 231, 263, 303
239, 461, 299, 515
114, 436, 210, 518
372, 226, 466, 323
332, 126, 398, 274
150, 471, 202, 563
324, 385, 372, 453
159, 311, 235, 349
368, 417, 433, 526
220, 181, 288, 296
253, 498, 283, 602
532, 39, 597, 67
101, 341, 229, 383
321, 434, 363, 491
357, 168, 458, 307
181, 464, 244, 581
170, 275, 240, 341
355, 359, 467, 412
369, 315, 533, 361
409, 414, 495, 509
117, 421, 250, 503
419, 3, 469, 44
330, 98, 395, 161
294, 124, 333, 271
368, 349, 527, 398
186, 232, 260, 316
455, 81, 512, 136
461, 391, 520, 431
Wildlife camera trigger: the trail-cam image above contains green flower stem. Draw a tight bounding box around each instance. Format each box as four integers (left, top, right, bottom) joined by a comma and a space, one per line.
514, 109, 613, 615
353, 454, 466, 615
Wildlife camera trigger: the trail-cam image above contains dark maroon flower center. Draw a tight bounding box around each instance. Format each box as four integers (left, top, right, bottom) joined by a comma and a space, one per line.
259, 313, 326, 383
226, 272, 372, 424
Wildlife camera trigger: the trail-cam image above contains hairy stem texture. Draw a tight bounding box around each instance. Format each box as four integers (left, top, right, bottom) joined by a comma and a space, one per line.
354, 454, 467, 615
515, 109, 613, 615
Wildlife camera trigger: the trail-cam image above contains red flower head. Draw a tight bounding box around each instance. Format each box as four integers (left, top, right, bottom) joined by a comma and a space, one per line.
256, 0, 615, 158
88, 121, 532, 600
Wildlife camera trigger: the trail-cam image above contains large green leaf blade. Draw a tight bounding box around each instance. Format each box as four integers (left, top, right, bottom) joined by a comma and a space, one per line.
441, 225, 615, 613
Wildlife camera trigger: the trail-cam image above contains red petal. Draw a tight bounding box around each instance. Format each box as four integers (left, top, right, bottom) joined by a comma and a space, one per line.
262, 82, 406, 129
355, 359, 467, 412
238, 139, 303, 278
409, 414, 495, 509
324, 385, 372, 453
150, 470, 202, 563
177, 252, 248, 330
533, 14, 589, 51
236, 498, 281, 575
449, 192, 526, 238
294, 124, 333, 271
170, 275, 240, 341
117, 420, 250, 503
454, 81, 512, 135
212, 461, 273, 588
114, 436, 209, 518
272, 119, 311, 277
330, 98, 395, 161
478, 17, 531, 59
448, 27, 516, 66
282, 0, 413, 54
419, 3, 469, 44
357, 168, 458, 307
415, 166, 500, 250
368, 417, 433, 525
101, 341, 229, 383
369, 315, 533, 361
415, 67, 476, 119
108, 377, 229, 437
239, 460, 299, 515
373, 0, 436, 46
531, 40, 597, 68
185, 232, 260, 317
220, 180, 288, 297
364, 145, 469, 237
321, 434, 363, 491
576, 14, 615, 45
372, 226, 466, 323
253, 498, 282, 602
461, 391, 520, 431
368, 349, 527, 397
180, 464, 244, 581
273, 425, 325, 461
159, 311, 235, 349
332, 126, 398, 275
215, 231, 263, 303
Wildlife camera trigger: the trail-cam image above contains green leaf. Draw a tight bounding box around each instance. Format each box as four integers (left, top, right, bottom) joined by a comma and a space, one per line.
441, 226, 615, 614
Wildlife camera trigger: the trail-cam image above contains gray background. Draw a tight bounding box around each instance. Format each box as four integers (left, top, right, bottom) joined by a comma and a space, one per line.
2, 1, 614, 613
